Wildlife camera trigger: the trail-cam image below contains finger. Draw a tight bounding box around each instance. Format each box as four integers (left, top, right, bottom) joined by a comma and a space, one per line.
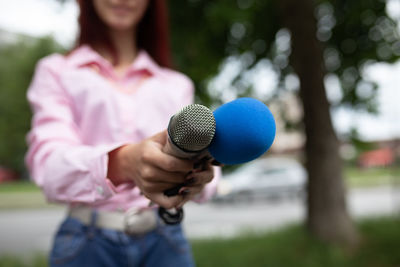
175, 185, 205, 209
186, 168, 214, 185
141, 181, 181, 193
210, 159, 224, 167
149, 192, 184, 209
142, 165, 187, 184
193, 161, 214, 172
150, 130, 168, 145
143, 148, 194, 173
176, 198, 190, 209
178, 184, 204, 197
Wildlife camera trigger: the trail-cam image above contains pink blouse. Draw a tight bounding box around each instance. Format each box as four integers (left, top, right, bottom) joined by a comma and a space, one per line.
25, 45, 219, 212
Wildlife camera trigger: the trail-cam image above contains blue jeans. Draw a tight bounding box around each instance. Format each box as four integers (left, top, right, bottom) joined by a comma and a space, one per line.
49, 213, 195, 267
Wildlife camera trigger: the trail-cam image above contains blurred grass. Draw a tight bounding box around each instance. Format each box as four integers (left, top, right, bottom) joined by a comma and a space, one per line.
0, 181, 55, 210
0, 217, 399, 267
191, 216, 400, 267
0, 254, 46, 267
0, 181, 40, 193
344, 167, 400, 187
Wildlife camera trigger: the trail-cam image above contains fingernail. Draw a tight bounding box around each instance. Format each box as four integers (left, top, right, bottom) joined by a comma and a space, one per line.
194, 159, 207, 170
185, 172, 193, 179
203, 155, 212, 161
211, 159, 222, 166
179, 188, 190, 195
193, 161, 201, 169
192, 169, 201, 173
184, 177, 196, 185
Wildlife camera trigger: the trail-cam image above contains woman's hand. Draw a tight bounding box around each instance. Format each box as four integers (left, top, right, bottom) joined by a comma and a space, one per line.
108, 130, 195, 209
176, 161, 215, 208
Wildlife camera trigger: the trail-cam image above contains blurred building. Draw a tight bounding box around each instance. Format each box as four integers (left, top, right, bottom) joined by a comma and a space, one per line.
358, 138, 400, 168
264, 90, 400, 169
358, 148, 394, 168
268, 92, 305, 155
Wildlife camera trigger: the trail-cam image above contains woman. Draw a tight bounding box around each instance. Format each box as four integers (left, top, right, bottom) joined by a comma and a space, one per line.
25, 0, 219, 266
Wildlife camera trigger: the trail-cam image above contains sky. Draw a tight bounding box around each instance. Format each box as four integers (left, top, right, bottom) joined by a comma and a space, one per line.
0, 0, 399, 141
0, 0, 78, 46
333, 63, 400, 140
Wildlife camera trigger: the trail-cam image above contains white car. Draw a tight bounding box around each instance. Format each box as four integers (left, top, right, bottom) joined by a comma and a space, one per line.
214, 157, 307, 203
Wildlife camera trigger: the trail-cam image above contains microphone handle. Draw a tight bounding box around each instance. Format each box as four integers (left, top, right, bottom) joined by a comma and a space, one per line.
158, 135, 201, 225
162, 135, 207, 196
159, 136, 215, 225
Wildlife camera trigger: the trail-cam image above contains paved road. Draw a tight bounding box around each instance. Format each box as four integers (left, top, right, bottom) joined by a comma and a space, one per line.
185, 186, 400, 238
0, 186, 399, 256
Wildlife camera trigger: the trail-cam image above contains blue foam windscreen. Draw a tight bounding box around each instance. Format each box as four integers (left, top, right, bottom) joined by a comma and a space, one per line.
208, 98, 276, 165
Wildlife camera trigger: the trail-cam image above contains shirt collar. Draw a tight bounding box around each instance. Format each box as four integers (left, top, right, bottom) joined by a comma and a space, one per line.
67, 45, 161, 77
130, 49, 161, 76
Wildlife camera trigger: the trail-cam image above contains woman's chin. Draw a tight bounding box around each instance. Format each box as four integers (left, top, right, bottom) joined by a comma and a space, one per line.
109, 22, 136, 32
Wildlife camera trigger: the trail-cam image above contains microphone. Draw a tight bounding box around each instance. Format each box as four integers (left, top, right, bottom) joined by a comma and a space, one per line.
163, 104, 216, 158
163, 97, 276, 196
159, 98, 276, 224
209, 97, 276, 165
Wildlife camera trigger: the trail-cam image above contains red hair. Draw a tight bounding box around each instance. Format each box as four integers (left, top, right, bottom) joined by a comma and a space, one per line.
76, 0, 172, 68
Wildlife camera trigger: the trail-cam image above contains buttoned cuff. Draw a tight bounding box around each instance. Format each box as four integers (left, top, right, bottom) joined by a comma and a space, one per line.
92, 143, 127, 199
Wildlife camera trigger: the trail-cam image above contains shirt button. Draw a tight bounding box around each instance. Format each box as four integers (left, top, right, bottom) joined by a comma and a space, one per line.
96, 186, 104, 195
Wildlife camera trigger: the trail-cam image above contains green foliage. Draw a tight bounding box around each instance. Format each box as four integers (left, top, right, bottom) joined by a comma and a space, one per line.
320, 0, 399, 111
0, 36, 64, 173
191, 216, 400, 267
169, 0, 400, 113
169, 0, 281, 106
347, 128, 377, 150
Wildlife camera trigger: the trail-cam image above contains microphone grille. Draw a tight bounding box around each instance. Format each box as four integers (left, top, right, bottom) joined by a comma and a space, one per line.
169, 104, 216, 152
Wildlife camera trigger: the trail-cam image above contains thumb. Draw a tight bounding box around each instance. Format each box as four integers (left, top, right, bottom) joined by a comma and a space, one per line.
150, 130, 168, 146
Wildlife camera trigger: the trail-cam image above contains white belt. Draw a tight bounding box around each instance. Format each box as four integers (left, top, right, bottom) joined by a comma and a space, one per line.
68, 206, 158, 235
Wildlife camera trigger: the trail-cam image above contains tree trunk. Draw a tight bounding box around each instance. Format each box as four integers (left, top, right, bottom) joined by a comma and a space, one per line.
279, 0, 359, 246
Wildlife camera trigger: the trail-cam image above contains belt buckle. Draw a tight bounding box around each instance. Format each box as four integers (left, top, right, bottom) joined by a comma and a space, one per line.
124, 208, 157, 235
